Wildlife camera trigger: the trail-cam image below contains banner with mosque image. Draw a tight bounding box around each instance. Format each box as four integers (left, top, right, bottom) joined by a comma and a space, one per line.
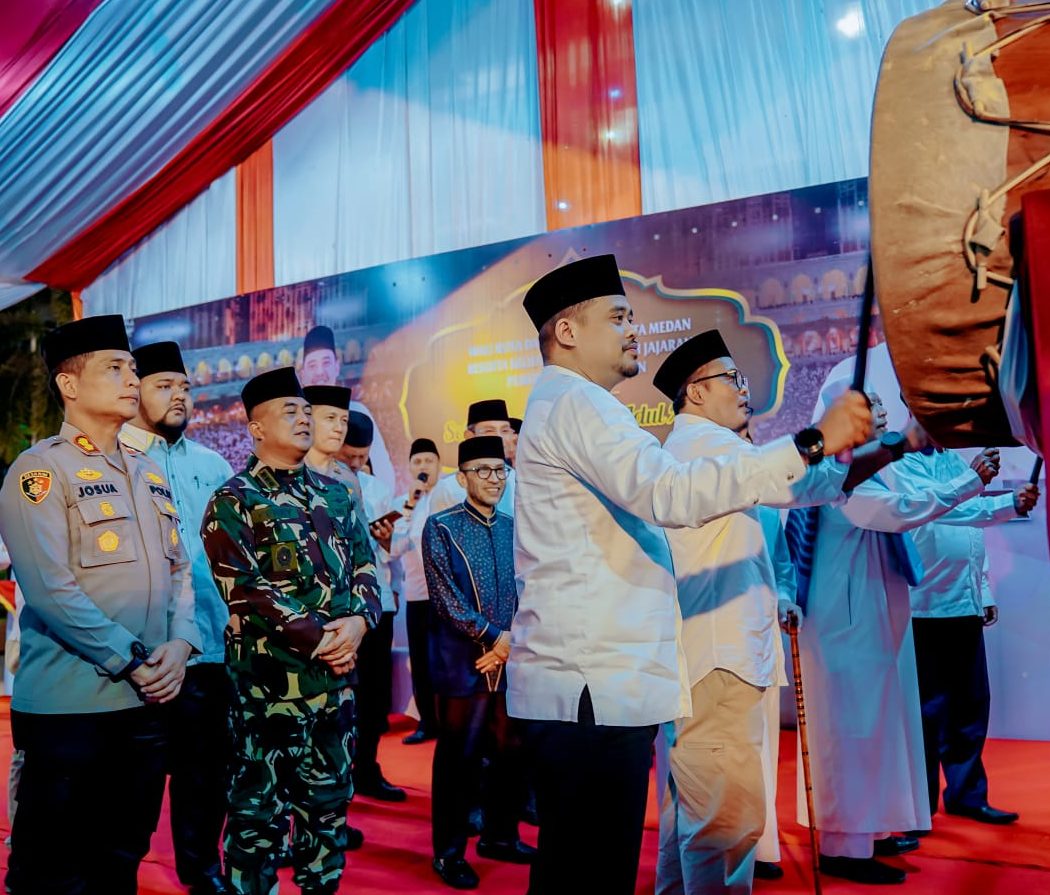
130, 177, 878, 493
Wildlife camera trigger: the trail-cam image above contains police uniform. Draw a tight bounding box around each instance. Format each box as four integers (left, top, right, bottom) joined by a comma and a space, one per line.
0, 315, 201, 895
201, 368, 381, 895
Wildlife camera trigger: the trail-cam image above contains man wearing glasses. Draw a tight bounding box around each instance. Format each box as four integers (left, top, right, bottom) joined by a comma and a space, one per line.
422, 437, 534, 889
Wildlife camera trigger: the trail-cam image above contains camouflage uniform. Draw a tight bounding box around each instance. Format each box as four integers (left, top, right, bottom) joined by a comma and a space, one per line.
202, 454, 381, 895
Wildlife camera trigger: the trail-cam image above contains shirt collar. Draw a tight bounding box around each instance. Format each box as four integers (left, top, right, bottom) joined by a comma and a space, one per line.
247, 454, 309, 493
463, 500, 498, 527
671, 413, 729, 433
119, 423, 158, 452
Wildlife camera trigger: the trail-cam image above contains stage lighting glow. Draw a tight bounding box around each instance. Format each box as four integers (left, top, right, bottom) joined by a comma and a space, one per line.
608, 87, 623, 99
835, 7, 865, 39
556, 200, 570, 211
604, 129, 618, 141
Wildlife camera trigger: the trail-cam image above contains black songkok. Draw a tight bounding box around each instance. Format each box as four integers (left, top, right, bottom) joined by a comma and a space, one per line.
241, 367, 304, 417
345, 411, 374, 448
42, 315, 130, 374
303, 325, 336, 355
410, 438, 439, 458
132, 341, 186, 378
303, 385, 351, 411
652, 330, 732, 400
522, 254, 625, 331
458, 436, 505, 466
509, 417, 522, 434
467, 399, 509, 426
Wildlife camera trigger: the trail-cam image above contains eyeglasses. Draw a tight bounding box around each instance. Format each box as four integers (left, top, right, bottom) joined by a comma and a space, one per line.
688, 369, 749, 391
460, 465, 508, 481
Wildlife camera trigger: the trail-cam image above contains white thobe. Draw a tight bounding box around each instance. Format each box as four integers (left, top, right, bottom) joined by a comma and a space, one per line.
390, 490, 432, 602
427, 467, 516, 516
358, 471, 398, 614
798, 468, 984, 836
508, 364, 807, 728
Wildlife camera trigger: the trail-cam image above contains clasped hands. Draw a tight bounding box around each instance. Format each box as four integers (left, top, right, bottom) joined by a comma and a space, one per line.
130, 639, 194, 704
476, 630, 511, 675
313, 616, 368, 675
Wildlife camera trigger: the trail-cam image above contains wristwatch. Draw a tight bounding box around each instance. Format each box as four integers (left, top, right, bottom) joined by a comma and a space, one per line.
122, 641, 151, 680
793, 427, 825, 465
880, 431, 907, 462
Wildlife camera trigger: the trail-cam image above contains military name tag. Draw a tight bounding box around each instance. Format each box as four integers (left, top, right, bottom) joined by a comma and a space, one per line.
271, 543, 299, 572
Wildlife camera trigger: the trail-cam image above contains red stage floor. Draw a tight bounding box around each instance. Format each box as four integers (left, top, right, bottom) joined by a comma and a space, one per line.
0, 704, 1048, 893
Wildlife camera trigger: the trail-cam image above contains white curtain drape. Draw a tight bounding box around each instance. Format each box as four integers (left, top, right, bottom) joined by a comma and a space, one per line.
272, 0, 546, 287
82, 169, 235, 317
633, 0, 941, 213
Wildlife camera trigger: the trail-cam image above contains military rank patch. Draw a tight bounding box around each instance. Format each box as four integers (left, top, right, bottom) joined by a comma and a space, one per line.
271, 543, 299, 572
76, 468, 103, 481
98, 530, 120, 553
73, 435, 99, 454
99, 501, 115, 518
19, 470, 52, 504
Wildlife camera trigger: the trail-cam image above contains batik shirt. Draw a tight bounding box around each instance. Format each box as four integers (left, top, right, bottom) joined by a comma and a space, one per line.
202, 454, 381, 701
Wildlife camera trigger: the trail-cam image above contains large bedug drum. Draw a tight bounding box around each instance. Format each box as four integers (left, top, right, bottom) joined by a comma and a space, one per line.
870, 0, 1050, 452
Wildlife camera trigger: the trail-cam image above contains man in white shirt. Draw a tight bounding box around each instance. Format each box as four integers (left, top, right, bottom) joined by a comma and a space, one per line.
884, 447, 1038, 826
390, 438, 443, 744
338, 411, 408, 801
427, 400, 516, 516
509, 254, 872, 895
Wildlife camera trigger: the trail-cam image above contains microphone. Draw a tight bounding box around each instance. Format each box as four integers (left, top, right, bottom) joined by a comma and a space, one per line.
409, 471, 429, 504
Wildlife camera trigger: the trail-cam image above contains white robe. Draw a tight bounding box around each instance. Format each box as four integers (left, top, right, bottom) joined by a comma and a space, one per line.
797, 470, 983, 834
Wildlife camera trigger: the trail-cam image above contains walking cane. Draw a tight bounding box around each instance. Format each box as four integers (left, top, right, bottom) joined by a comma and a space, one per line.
788, 614, 823, 895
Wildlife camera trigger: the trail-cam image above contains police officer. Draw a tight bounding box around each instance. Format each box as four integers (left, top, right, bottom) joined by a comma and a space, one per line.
201, 367, 381, 895
121, 340, 234, 895
0, 314, 201, 895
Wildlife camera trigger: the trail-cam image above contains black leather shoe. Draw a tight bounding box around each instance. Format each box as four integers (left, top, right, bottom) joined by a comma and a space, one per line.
476, 838, 537, 864
356, 774, 408, 802
403, 727, 436, 745
188, 869, 232, 895
873, 835, 920, 857
433, 856, 480, 889
819, 855, 905, 885
753, 860, 784, 880
944, 803, 1019, 825
346, 825, 365, 850
904, 829, 930, 838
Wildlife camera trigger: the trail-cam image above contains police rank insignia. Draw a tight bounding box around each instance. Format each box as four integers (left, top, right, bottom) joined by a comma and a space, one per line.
19, 470, 52, 504
99, 501, 116, 518
76, 468, 103, 481
164, 501, 177, 515
146, 472, 166, 485
272, 543, 299, 572
74, 435, 99, 454
170, 528, 179, 548
98, 531, 120, 553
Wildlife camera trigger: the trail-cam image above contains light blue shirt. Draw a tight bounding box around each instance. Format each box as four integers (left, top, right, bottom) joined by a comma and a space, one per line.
121, 424, 234, 664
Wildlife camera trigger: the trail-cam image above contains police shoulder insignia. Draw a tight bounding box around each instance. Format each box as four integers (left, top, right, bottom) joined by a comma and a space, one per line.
19, 470, 53, 505
73, 435, 99, 454
98, 530, 120, 553
146, 472, 166, 485
76, 468, 103, 481
170, 528, 180, 548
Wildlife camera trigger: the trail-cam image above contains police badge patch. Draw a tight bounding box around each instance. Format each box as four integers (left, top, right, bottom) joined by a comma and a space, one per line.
19, 470, 52, 504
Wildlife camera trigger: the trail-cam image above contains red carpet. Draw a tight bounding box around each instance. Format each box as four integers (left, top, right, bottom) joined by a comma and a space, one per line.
0, 702, 1048, 893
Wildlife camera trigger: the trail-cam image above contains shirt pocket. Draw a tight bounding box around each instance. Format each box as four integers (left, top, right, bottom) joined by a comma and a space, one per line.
75, 496, 139, 568
151, 493, 183, 562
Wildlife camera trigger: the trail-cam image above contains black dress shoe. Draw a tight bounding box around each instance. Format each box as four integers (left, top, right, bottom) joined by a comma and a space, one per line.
188, 869, 232, 895
873, 835, 920, 857
355, 774, 408, 802
346, 825, 365, 850
433, 856, 480, 889
476, 838, 537, 864
403, 727, 436, 745
753, 860, 784, 880
819, 855, 905, 885
944, 803, 1019, 825
904, 829, 930, 838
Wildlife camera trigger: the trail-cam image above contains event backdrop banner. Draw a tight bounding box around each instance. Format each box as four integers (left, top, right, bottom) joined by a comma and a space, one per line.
131, 177, 876, 490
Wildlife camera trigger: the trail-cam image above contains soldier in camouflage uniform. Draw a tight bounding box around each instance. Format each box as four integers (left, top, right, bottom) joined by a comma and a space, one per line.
201, 367, 381, 895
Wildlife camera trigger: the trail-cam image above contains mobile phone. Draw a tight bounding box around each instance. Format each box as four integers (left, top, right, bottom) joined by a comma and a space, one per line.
369, 510, 403, 528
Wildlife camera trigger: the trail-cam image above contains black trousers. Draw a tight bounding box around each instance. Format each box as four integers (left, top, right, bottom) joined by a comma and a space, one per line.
169, 663, 231, 884
8, 705, 168, 895
353, 611, 395, 779
406, 601, 438, 733
913, 616, 991, 813
523, 688, 656, 895
432, 691, 524, 859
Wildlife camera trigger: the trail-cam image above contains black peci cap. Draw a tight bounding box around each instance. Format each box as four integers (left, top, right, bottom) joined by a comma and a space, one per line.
522, 254, 625, 331
303, 325, 336, 355
241, 367, 304, 417
652, 330, 732, 400
459, 436, 505, 466
132, 341, 186, 379
303, 385, 351, 411
410, 438, 439, 457
345, 410, 375, 448
467, 399, 509, 426
42, 315, 131, 374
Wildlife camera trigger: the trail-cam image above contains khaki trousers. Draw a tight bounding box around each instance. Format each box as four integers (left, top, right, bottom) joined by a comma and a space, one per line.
657, 670, 766, 895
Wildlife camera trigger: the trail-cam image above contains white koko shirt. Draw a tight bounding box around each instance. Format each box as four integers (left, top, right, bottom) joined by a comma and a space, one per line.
507, 364, 808, 727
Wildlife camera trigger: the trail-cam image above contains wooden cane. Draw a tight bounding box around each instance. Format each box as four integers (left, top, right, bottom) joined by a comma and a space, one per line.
789, 616, 823, 895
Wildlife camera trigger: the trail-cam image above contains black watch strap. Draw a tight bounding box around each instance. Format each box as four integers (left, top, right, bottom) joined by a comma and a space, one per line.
121, 641, 150, 680
794, 427, 825, 465
880, 431, 907, 462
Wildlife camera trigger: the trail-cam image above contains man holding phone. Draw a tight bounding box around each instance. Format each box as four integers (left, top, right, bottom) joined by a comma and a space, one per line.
340, 410, 407, 801
423, 436, 533, 889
